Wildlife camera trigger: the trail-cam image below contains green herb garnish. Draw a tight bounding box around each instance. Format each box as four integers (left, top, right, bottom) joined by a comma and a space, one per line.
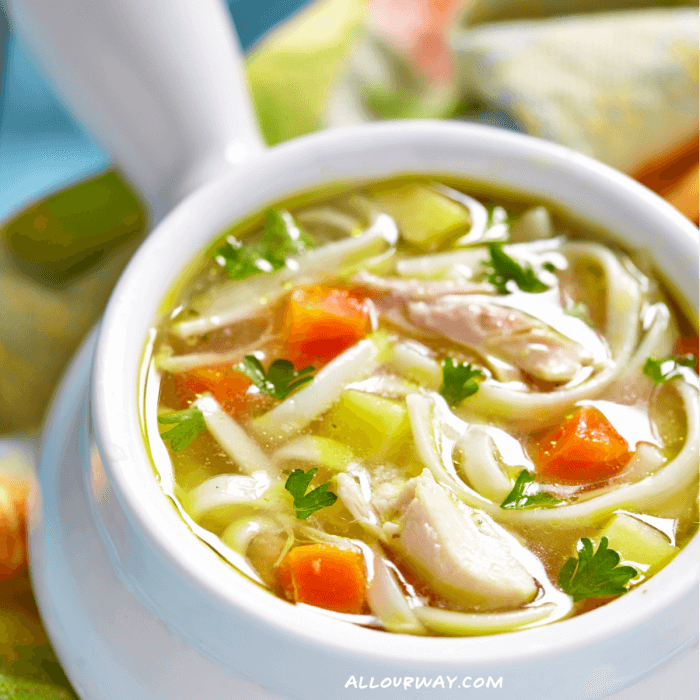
439, 358, 484, 406
285, 467, 338, 519
558, 537, 638, 602
500, 470, 564, 510
214, 209, 314, 280
264, 208, 315, 260
158, 406, 206, 450
643, 354, 696, 385
236, 355, 315, 400
483, 243, 549, 294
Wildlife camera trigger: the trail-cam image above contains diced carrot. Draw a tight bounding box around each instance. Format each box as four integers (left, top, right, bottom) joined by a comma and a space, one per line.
0, 477, 30, 582
277, 543, 366, 614
210, 373, 252, 415
674, 335, 699, 372
184, 366, 225, 393
283, 286, 371, 367
170, 364, 252, 416
537, 406, 632, 483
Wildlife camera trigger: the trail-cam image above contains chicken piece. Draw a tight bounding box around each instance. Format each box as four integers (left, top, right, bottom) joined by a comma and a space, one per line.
351, 271, 492, 310
408, 296, 593, 383
389, 470, 537, 610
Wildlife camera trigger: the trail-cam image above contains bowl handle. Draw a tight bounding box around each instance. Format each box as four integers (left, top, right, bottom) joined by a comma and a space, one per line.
6, 0, 266, 220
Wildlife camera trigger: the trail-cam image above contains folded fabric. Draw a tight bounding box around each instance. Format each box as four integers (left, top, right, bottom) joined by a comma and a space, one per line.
451, 7, 699, 175
325, 2, 699, 176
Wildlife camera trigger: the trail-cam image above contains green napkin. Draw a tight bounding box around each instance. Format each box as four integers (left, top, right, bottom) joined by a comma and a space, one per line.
0, 572, 77, 699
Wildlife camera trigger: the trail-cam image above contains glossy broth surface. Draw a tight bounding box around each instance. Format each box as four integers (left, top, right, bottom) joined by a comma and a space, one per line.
143, 177, 699, 636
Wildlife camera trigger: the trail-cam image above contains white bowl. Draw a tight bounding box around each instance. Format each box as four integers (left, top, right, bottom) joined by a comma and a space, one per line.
82, 121, 698, 700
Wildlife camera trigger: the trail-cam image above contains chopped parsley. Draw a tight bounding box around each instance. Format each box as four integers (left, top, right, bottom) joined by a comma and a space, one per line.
500, 470, 564, 510
214, 209, 314, 281
558, 537, 638, 602
236, 355, 315, 400
643, 354, 696, 385
284, 467, 338, 519
483, 243, 549, 294
439, 358, 484, 406
158, 406, 206, 450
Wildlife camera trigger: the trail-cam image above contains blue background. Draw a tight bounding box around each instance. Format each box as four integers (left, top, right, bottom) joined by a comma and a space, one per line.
0, 0, 310, 222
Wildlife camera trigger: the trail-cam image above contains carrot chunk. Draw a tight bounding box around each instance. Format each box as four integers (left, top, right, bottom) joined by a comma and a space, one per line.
674, 335, 699, 372
278, 543, 366, 614
537, 406, 632, 483
284, 286, 371, 367
0, 477, 29, 582
171, 364, 252, 416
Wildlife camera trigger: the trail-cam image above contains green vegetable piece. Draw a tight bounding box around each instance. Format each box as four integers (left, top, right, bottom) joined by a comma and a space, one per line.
370, 183, 471, 251
3, 171, 145, 283
643, 354, 696, 385
558, 537, 638, 602
500, 470, 564, 510
483, 243, 549, 294
439, 358, 484, 407
213, 237, 262, 280
158, 406, 207, 450
596, 513, 678, 575
214, 209, 314, 281
235, 356, 315, 400
262, 208, 314, 261
274, 435, 356, 473
284, 467, 338, 520
319, 389, 412, 459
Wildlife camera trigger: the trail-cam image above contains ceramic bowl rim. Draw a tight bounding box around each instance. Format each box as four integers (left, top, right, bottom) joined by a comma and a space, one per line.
91, 120, 699, 668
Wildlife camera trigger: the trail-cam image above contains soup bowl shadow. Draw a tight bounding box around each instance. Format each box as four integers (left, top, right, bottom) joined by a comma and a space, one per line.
66, 121, 700, 700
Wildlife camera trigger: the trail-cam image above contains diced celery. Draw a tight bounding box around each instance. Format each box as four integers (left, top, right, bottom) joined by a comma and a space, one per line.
366, 329, 394, 364
370, 184, 471, 251
596, 513, 678, 575
273, 435, 356, 472
319, 389, 411, 459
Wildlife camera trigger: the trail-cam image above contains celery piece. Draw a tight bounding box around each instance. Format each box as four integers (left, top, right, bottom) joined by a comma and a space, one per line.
596, 513, 678, 575
319, 389, 411, 459
370, 184, 471, 251
273, 435, 356, 472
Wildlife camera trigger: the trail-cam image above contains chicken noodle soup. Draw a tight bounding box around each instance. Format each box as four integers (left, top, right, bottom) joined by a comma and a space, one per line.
143, 178, 699, 636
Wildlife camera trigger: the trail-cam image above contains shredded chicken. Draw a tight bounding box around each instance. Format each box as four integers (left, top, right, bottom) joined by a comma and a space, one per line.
381, 470, 538, 610
351, 271, 493, 309
408, 296, 593, 383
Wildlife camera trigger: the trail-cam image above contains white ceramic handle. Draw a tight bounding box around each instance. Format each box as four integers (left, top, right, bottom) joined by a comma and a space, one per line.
7, 0, 266, 219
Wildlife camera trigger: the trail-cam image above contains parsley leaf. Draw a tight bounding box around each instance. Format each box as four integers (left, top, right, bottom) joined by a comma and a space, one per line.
285, 467, 338, 519
158, 406, 206, 450
236, 356, 315, 400
500, 470, 564, 510
214, 209, 314, 281
643, 354, 696, 385
558, 537, 638, 602
439, 358, 484, 406
483, 243, 549, 294
262, 208, 314, 261
214, 237, 262, 280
